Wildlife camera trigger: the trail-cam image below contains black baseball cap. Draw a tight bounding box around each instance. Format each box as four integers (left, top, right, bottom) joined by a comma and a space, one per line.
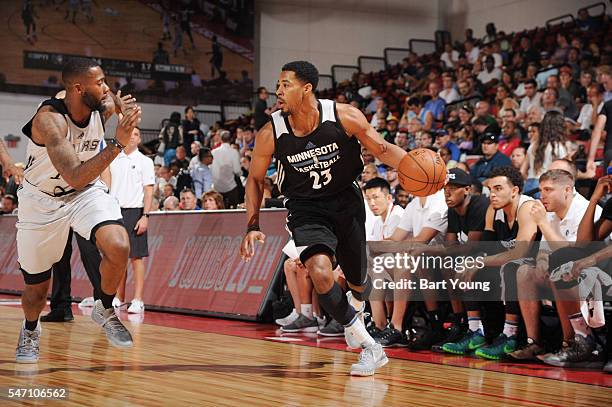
447, 168, 472, 186
480, 132, 499, 143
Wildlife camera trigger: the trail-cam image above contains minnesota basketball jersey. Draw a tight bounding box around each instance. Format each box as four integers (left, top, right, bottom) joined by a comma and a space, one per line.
21, 98, 105, 197
493, 194, 534, 250
271, 99, 363, 199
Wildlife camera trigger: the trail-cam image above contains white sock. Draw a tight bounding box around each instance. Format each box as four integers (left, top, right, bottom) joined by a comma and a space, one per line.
349, 293, 364, 312
569, 312, 590, 338
502, 320, 518, 338
344, 317, 375, 347
468, 317, 482, 333
301, 304, 313, 319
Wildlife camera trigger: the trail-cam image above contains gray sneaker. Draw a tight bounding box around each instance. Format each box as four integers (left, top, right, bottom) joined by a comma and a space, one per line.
281, 314, 319, 333
16, 322, 41, 363
318, 319, 345, 336
92, 300, 133, 348
350, 343, 389, 376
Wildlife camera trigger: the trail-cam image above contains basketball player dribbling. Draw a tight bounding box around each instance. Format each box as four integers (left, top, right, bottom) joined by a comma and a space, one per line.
240, 61, 408, 376
15, 58, 141, 363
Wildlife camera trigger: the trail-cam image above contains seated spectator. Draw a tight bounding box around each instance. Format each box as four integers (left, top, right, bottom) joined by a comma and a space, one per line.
159, 112, 182, 166
202, 191, 225, 210
421, 81, 446, 129
415, 131, 434, 149
1, 194, 17, 214
440, 43, 459, 69
360, 163, 379, 187
440, 73, 460, 104
394, 131, 412, 151
457, 79, 482, 100
477, 55, 502, 88
464, 39, 479, 64
189, 141, 202, 170
541, 87, 562, 113
548, 74, 578, 119
399, 97, 422, 128
510, 146, 526, 170
179, 188, 201, 211
470, 132, 512, 183
536, 52, 558, 89
596, 65, 612, 102
163, 196, 179, 211
394, 185, 410, 208
474, 101, 497, 127
577, 84, 605, 131
434, 129, 460, 161
160, 184, 175, 209
498, 121, 521, 157
519, 79, 541, 118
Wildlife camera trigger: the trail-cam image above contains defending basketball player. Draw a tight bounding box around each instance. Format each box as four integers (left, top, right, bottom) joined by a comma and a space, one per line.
240, 61, 407, 376
15, 58, 141, 363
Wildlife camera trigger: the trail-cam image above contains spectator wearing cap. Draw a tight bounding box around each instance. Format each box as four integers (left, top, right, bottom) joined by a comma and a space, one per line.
421, 81, 446, 130
519, 79, 541, 118
536, 51, 558, 89
470, 132, 512, 183
440, 73, 460, 104
384, 115, 400, 144
434, 129, 460, 161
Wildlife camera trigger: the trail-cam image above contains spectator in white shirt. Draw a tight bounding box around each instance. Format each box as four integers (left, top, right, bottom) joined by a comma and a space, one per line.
519, 79, 542, 118
477, 56, 502, 87
577, 84, 605, 130
440, 73, 460, 104
440, 43, 459, 69
211, 130, 243, 208
464, 39, 480, 64
107, 128, 155, 314
188, 141, 202, 170
363, 178, 404, 335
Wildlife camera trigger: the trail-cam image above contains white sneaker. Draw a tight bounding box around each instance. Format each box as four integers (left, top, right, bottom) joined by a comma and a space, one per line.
315, 315, 326, 330
350, 343, 388, 376
127, 299, 145, 314
112, 297, 124, 309
78, 297, 95, 308
275, 309, 299, 326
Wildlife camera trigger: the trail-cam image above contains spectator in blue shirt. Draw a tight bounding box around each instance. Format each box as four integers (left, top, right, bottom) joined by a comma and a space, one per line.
470, 132, 512, 183
191, 148, 213, 198
434, 129, 461, 161
420, 81, 446, 130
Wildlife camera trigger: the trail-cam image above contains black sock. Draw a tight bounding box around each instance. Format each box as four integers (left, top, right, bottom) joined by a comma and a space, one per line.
25, 319, 38, 331
318, 282, 355, 326
101, 291, 115, 309
428, 310, 442, 330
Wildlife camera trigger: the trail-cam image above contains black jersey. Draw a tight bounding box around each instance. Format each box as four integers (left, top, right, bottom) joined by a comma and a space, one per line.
271, 99, 363, 199
493, 195, 536, 250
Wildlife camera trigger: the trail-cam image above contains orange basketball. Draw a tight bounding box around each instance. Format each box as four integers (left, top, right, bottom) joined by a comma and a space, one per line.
397, 148, 447, 197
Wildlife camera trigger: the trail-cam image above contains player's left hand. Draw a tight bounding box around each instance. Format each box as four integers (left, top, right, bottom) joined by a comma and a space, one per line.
565, 256, 596, 282
135, 216, 148, 235
112, 90, 137, 116
529, 200, 547, 225
4, 163, 23, 185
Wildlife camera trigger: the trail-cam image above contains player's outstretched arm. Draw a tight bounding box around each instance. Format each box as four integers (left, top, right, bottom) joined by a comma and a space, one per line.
336, 103, 406, 169
240, 122, 274, 261
34, 106, 141, 190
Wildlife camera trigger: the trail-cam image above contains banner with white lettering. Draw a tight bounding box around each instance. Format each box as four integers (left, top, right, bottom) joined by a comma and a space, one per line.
0, 210, 287, 320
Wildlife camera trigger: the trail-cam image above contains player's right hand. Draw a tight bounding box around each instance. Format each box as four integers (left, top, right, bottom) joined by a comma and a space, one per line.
240, 230, 266, 262
116, 106, 142, 147
4, 163, 23, 185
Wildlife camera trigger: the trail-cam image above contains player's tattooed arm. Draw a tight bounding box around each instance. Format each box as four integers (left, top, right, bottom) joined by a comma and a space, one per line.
336, 103, 406, 169
34, 107, 141, 190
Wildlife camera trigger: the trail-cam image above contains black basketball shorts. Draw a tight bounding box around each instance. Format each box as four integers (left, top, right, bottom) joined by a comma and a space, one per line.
284, 182, 367, 287
121, 208, 149, 259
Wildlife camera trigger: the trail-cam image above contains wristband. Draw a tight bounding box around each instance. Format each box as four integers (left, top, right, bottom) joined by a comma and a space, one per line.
247, 224, 260, 233
143, 213, 150, 218
108, 138, 126, 151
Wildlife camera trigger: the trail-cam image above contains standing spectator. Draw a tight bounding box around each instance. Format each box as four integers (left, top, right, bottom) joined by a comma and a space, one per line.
108, 128, 155, 314
64, 0, 78, 24
191, 148, 213, 198
189, 141, 202, 170
159, 112, 182, 166
22, 0, 37, 44
160, 6, 171, 41
211, 131, 242, 208
180, 4, 195, 49
254, 87, 271, 130
182, 106, 202, 153
172, 17, 184, 56
208, 35, 224, 78
152, 42, 170, 65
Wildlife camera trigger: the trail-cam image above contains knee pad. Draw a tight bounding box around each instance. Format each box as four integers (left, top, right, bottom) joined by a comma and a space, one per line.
21, 268, 51, 285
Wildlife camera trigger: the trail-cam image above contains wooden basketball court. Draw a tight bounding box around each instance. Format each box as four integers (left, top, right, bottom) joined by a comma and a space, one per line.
1, 301, 610, 406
